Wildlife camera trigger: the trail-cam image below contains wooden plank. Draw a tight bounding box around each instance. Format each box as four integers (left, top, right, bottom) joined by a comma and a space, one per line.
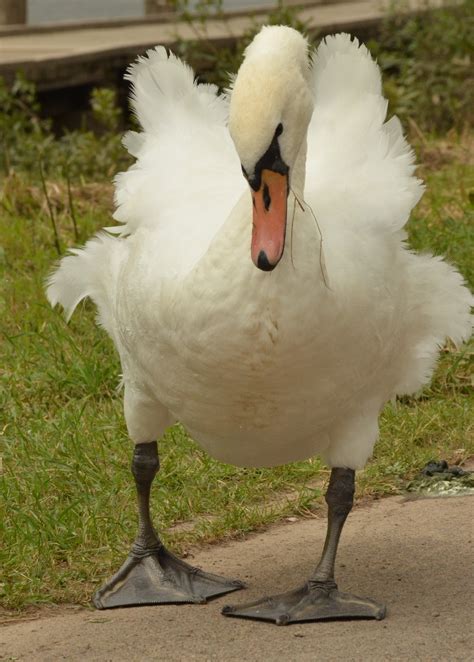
0, 0, 458, 90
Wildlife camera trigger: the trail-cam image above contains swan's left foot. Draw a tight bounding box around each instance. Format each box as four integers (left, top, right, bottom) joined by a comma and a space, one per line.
222, 580, 385, 624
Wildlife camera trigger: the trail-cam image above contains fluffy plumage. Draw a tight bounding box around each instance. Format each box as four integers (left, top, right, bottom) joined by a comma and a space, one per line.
47, 28, 472, 470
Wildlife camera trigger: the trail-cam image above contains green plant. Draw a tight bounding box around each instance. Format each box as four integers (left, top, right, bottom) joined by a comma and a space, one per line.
0, 73, 53, 176
369, 1, 473, 133
59, 88, 129, 182
0, 79, 130, 182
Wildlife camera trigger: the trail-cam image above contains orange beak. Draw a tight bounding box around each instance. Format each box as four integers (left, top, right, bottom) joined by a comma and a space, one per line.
250, 169, 289, 271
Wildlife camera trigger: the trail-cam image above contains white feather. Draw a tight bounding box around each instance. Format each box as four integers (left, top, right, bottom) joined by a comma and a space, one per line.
307, 33, 423, 235
112, 46, 244, 259
46, 233, 127, 341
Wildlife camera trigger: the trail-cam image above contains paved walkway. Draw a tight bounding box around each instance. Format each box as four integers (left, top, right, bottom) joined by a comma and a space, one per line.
1, 495, 473, 661
0, 1, 439, 89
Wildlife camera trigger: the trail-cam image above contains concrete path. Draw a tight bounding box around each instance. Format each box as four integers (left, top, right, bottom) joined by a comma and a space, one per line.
1, 495, 473, 661
0, 1, 441, 89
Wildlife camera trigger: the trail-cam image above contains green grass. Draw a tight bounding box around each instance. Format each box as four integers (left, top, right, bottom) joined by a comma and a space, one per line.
1, 133, 473, 612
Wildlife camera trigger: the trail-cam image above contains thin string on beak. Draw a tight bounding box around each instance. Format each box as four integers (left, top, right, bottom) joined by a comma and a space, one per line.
290, 192, 297, 269
290, 188, 331, 291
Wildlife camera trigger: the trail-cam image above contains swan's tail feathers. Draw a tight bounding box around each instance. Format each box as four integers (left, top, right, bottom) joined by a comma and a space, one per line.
124, 46, 228, 139
411, 254, 473, 347
396, 253, 473, 395
307, 34, 424, 234
46, 233, 126, 339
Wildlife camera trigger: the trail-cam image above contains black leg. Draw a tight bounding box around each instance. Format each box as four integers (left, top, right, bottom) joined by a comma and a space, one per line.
131, 441, 162, 553
93, 442, 244, 609
222, 468, 385, 625
310, 467, 355, 584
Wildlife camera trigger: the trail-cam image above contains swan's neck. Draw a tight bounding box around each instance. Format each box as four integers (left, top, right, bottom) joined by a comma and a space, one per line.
290, 136, 307, 198
196, 134, 312, 283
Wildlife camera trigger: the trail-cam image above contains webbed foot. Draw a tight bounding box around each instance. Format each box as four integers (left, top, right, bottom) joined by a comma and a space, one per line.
94, 544, 244, 609
222, 580, 385, 625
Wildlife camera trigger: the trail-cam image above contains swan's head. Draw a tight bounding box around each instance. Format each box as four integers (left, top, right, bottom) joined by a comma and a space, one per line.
229, 26, 313, 271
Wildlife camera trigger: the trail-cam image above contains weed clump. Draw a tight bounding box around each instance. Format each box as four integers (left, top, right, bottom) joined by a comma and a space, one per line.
370, 2, 473, 133
0, 78, 130, 181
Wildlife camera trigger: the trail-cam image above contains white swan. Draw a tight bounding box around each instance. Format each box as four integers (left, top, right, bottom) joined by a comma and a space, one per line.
47, 26, 472, 623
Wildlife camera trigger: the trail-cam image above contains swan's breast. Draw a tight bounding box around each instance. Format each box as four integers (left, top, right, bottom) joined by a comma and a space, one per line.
115, 206, 403, 466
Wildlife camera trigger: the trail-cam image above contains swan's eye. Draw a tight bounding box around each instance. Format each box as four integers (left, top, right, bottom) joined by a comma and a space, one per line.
275, 123, 283, 138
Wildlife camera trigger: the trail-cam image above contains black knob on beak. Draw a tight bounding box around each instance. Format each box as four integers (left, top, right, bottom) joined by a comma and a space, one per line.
257, 250, 276, 272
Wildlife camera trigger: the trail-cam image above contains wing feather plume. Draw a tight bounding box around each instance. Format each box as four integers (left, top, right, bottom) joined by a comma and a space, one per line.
306, 34, 424, 233
112, 47, 243, 238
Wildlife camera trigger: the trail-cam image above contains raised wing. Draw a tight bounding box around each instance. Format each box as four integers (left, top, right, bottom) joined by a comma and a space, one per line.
305, 33, 423, 234
111, 47, 244, 239
48, 49, 245, 324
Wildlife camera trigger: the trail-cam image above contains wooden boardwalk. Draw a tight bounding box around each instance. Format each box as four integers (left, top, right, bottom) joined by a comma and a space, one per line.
0, 0, 440, 90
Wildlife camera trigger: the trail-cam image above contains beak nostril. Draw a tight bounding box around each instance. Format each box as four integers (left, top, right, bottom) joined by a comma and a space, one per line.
257, 250, 276, 272
263, 184, 271, 211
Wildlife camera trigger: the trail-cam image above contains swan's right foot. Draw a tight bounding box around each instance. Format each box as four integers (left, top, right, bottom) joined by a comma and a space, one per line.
94, 544, 244, 609
225, 467, 385, 625
222, 580, 385, 624
93, 441, 244, 609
